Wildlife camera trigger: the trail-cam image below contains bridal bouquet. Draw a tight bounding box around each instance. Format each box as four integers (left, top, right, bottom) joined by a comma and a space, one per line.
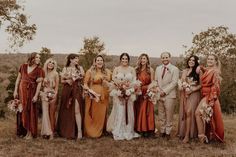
145, 81, 159, 104
199, 100, 213, 123
109, 79, 141, 102
7, 99, 23, 113
82, 85, 101, 102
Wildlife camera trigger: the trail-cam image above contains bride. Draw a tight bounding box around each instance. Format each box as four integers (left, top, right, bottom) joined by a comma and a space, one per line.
107, 53, 140, 140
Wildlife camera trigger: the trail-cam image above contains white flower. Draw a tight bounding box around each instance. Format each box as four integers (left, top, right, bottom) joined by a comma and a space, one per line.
117, 90, 122, 97
126, 90, 131, 96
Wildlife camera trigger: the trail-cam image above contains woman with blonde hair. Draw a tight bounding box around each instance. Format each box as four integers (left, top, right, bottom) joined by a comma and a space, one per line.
40, 58, 59, 139
134, 53, 156, 137
195, 54, 224, 143
83, 55, 112, 138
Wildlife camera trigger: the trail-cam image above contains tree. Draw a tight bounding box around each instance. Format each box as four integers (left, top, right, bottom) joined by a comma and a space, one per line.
184, 26, 236, 113
39, 47, 53, 65
79, 36, 105, 70
0, 0, 36, 49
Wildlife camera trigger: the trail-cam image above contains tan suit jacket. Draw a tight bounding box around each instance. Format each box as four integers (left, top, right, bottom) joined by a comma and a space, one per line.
155, 63, 179, 99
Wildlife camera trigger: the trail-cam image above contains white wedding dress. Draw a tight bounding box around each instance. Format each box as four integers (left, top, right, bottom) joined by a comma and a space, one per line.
107, 72, 140, 140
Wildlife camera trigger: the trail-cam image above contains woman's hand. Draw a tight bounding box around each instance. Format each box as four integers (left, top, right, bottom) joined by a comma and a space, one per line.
13, 90, 18, 99
209, 100, 214, 107
32, 95, 38, 103
66, 79, 73, 86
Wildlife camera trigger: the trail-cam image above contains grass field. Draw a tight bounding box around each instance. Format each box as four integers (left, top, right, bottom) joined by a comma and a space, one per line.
0, 113, 235, 157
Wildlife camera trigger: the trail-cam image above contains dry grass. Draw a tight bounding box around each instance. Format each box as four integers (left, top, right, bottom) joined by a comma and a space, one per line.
0, 53, 235, 157
0, 114, 235, 157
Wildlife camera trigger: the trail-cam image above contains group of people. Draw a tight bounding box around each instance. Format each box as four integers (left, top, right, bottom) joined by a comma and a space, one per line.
13, 51, 224, 144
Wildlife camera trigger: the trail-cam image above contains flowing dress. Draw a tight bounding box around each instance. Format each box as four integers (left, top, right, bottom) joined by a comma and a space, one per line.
84, 69, 111, 138
17, 64, 44, 137
107, 68, 140, 140
177, 69, 201, 139
57, 67, 84, 139
40, 76, 57, 136
200, 68, 224, 142
135, 70, 155, 133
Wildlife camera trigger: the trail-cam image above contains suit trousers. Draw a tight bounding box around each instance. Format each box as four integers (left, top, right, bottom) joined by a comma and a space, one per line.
158, 98, 175, 135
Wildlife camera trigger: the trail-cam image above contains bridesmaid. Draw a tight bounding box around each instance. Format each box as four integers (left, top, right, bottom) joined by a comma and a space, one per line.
13, 52, 44, 139
84, 55, 112, 138
177, 55, 201, 143
40, 58, 59, 139
195, 54, 224, 143
57, 54, 85, 140
134, 53, 156, 137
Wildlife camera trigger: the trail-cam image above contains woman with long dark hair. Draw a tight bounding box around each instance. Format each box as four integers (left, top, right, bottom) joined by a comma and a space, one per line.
177, 55, 201, 143
57, 54, 84, 140
107, 53, 140, 140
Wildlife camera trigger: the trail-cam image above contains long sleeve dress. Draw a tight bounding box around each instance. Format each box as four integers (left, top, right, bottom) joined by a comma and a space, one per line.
200, 68, 224, 142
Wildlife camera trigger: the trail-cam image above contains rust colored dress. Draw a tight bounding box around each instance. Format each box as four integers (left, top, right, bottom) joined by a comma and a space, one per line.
135, 70, 155, 133
17, 64, 44, 138
201, 68, 224, 142
57, 68, 84, 139
84, 69, 111, 138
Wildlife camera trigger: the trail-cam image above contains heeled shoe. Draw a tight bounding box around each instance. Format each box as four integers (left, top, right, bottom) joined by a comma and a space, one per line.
77, 132, 83, 140
49, 135, 54, 140
198, 134, 208, 144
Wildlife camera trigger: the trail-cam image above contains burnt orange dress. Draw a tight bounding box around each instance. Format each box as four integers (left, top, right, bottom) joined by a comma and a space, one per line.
17, 64, 44, 137
201, 68, 224, 142
135, 70, 155, 132
84, 69, 111, 138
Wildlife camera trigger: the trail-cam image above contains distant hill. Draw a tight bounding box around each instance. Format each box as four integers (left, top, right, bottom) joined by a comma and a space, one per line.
0, 53, 183, 71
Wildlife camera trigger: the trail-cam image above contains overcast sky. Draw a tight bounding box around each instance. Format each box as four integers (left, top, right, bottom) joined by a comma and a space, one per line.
0, 0, 236, 57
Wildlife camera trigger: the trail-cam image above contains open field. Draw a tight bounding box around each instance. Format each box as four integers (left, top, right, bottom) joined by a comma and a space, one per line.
0, 113, 235, 157
0, 53, 235, 157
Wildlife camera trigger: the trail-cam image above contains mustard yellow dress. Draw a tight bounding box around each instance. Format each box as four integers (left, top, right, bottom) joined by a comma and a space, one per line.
84, 68, 111, 138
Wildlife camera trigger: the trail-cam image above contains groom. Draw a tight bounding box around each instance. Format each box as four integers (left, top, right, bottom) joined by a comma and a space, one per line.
155, 52, 179, 140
